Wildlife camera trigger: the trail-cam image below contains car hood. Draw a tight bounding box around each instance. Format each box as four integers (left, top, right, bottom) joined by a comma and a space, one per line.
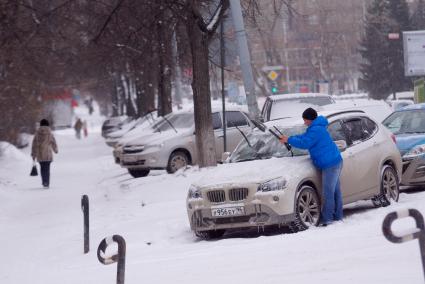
193, 155, 314, 188
124, 129, 192, 146
395, 133, 425, 156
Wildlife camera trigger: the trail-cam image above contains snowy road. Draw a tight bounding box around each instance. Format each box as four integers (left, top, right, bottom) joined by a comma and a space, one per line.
1, 116, 425, 283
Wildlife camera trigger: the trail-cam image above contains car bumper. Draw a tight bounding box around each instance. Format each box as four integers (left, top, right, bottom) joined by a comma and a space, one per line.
120, 149, 167, 170
401, 155, 425, 186
187, 187, 296, 232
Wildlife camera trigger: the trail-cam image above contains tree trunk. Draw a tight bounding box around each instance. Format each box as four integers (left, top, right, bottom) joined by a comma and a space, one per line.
187, 14, 217, 169
157, 20, 173, 117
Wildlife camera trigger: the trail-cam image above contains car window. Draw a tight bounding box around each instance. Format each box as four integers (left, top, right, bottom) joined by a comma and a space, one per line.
328, 120, 347, 142
226, 111, 248, 127
383, 110, 425, 134
361, 117, 378, 137
343, 118, 372, 145
212, 112, 222, 130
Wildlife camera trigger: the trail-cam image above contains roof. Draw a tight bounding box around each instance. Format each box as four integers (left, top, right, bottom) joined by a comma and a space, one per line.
266, 93, 332, 101
398, 103, 425, 111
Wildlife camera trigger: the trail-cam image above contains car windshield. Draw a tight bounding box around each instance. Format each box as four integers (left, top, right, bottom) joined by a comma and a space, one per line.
153, 112, 194, 132
382, 110, 425, 134
229, 125, 308, 163
270, 97, 334, 120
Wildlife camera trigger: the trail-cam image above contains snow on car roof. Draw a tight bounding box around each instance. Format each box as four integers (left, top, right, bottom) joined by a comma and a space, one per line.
267, 93, 332, 101
400, 103, 425, 110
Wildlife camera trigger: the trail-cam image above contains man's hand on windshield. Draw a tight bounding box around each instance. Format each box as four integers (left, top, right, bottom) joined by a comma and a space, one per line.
279, 135, 289, 144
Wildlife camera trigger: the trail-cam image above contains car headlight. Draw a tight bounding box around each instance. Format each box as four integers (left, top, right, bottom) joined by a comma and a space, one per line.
257, 177, 287, 192
188, 185, 202, 199
404, 144, 425, 158
145, 143, 164, 149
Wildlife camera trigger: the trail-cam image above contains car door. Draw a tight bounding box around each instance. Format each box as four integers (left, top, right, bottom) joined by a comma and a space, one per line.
341, 117, 381, 201
224, 111, 252, 152
327, 119, 357, 204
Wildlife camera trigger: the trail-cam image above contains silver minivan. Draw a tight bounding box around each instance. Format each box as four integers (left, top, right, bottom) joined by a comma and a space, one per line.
119, 106, 253, 178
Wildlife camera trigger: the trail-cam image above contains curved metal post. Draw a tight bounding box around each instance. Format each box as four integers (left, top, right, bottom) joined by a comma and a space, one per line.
382, 208, 425, 279
81, 194, 89, 253
97, 235, 126, 284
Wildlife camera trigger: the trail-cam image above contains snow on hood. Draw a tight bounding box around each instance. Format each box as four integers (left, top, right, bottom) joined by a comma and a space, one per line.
395, 133, 425, 154
192, 155, 313, 188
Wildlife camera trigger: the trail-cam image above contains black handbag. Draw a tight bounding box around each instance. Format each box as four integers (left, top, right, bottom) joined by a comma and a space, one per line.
30, 162, 38, 176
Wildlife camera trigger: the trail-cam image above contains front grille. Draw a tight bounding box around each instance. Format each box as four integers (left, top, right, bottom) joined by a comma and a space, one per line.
123, 148, 144, 154
122, 160, 145, 166
214, 216, 251, 224
229, 188, 248, 201
207, 190, 225, 203
414, 165, 425, 178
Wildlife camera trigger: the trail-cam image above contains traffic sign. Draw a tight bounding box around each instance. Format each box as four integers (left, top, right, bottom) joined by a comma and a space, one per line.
268, 70, 279, 81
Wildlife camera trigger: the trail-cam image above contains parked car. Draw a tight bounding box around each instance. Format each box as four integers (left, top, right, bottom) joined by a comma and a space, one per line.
260, 93, 335, 122
119, 106, 253, 178
382, 103, 425, 186
105, 111, 158, 147
387, 99, 414, 111
101, 116, 129, 138
186, 110, 402, 239
322, 98, 392, 122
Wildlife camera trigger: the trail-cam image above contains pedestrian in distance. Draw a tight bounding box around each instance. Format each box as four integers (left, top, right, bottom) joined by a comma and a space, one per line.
83, 120, 88, 138
31, 119, 58, 189
74, 118, 83, 139
279, 107, 343, 226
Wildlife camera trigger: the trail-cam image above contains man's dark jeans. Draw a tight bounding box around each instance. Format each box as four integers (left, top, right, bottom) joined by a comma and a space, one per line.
39, 161, 51, 187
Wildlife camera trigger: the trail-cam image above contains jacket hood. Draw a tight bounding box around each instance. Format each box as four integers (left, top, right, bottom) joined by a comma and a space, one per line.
310, 116, 328, 127
38, 126, 52, 135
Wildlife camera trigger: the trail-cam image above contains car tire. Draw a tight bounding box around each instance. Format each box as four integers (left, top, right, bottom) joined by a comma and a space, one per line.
195, 229, 225, 240
128, 169, 150, 178
166, 151, 189, 174
380, 165, 400, 206
289, 185, 321, 233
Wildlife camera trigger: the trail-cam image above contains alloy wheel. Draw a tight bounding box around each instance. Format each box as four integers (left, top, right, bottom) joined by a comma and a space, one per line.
297, 187, 320, 227
382, 166, 399, 202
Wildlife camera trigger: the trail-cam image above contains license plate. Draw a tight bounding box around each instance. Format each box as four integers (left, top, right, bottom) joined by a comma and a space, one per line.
211, 206, 245, 217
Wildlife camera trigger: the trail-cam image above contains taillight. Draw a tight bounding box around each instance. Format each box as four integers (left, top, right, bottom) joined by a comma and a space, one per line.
391, 134, 396, 144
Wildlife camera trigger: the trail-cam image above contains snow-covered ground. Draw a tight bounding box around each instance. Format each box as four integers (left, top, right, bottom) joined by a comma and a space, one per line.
1, 103, 425, 283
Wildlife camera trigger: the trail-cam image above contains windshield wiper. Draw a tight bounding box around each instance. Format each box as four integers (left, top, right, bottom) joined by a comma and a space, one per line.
235, 125, 252, 148
269, 126, 293, 156
163, 116, 178, 133
402, 131, 425, 134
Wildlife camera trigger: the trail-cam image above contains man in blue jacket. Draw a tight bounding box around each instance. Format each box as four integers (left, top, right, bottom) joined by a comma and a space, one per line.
279, 107, 343, 226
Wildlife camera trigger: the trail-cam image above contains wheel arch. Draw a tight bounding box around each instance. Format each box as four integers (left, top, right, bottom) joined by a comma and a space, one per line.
170, 148, 193, 164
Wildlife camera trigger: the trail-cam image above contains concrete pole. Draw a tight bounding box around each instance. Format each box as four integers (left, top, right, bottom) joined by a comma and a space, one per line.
229, 0, 260, 119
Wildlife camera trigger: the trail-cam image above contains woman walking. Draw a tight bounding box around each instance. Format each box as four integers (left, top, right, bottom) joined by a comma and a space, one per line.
31, 119, 58, 188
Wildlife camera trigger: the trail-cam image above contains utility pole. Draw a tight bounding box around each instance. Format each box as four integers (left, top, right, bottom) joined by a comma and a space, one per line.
229, 0, 260, 119
172, 32, 183, 109
220, 21, 227, 152
281, 4, 291, 93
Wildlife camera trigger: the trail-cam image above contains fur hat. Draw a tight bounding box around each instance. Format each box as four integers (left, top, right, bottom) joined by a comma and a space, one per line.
302, 108, 318, 121
40, 119, 50, 126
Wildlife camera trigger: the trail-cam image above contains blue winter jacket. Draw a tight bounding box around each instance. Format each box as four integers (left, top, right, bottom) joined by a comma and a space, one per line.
288, 116, 342, 169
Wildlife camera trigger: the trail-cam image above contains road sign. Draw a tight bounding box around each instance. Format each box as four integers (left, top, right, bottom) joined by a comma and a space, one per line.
268, 70, 279, 81
403, 31, 425, 76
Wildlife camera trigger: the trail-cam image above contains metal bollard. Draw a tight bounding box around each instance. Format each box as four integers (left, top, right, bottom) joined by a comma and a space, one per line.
81, 195, 90, 253
97, 235, 126, 284
382, 208, 425, 279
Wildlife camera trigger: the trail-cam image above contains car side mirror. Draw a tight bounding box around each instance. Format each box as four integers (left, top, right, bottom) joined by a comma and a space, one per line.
221, 152, 230, 163
334, 140, 347, 152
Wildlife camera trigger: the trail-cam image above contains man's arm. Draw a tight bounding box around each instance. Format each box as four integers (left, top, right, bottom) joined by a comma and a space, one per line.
287, 129, 319, 150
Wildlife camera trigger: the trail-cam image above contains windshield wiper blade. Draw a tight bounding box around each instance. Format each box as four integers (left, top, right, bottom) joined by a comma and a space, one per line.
163, 116, 178, 133
235, 125, 252, 148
